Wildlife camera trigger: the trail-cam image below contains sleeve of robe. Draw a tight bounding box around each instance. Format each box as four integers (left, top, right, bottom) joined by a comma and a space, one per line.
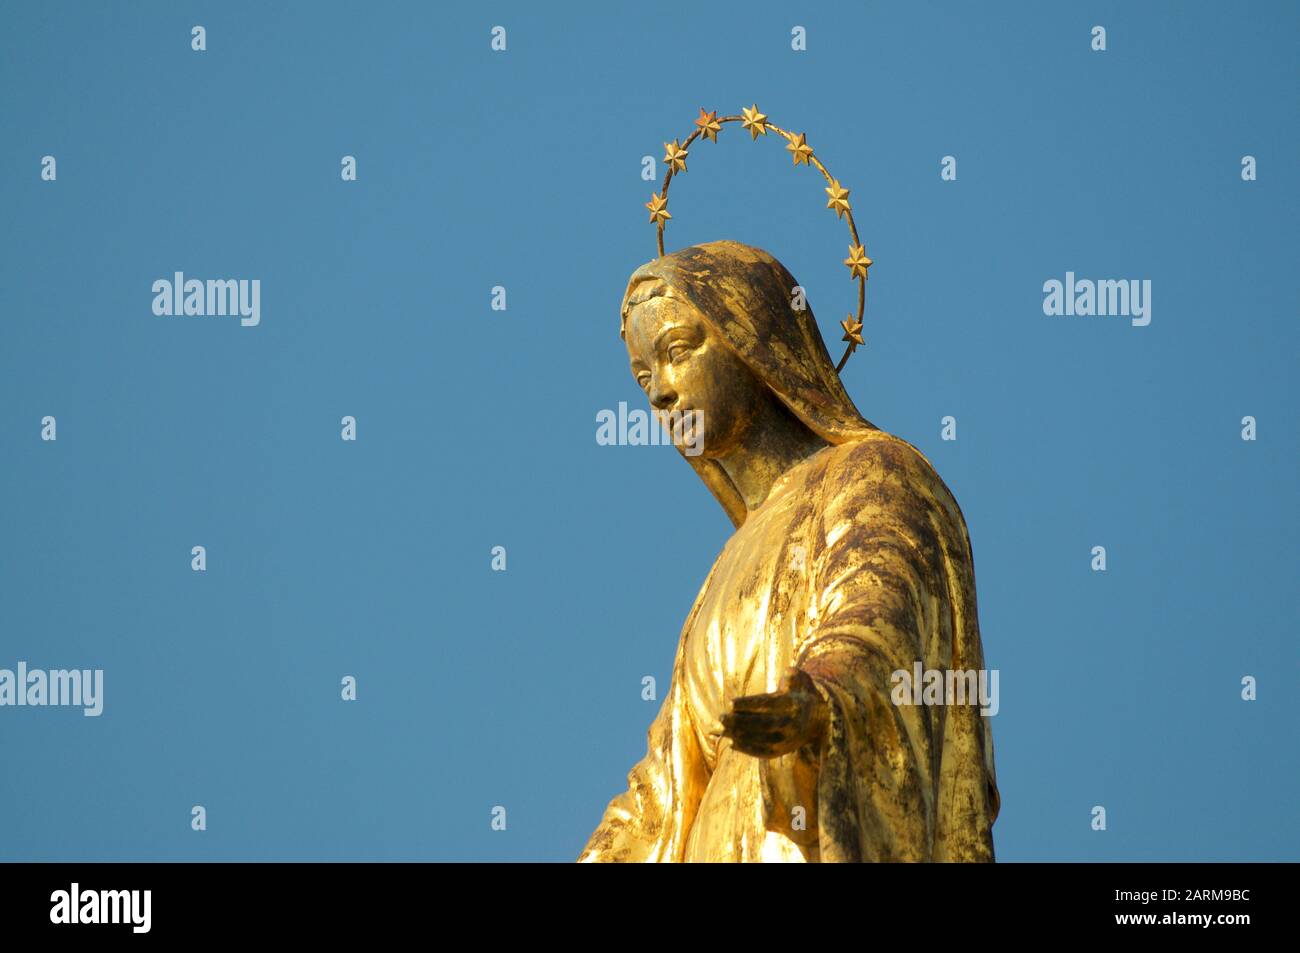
760, 435, 999, 862
576, 574, 713, 863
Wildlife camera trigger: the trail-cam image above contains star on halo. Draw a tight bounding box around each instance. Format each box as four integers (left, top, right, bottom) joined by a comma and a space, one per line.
786, 132, 814, 166
663, 139, 689, 173
840, 317, 865, 347
740, 104, 770, 139
694, 108, 722, 143
844, 243, 873, 280
646, 193, 671, 225
825, 180, 852, 219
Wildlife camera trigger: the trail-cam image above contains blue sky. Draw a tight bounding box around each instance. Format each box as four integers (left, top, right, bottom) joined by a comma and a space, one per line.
0, 1, 1295, 860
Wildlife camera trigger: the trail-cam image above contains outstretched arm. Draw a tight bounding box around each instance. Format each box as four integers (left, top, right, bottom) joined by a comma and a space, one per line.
723, 436, 987, 861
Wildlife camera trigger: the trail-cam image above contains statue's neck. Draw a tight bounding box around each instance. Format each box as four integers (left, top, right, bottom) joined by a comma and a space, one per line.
717, 396, 830, 513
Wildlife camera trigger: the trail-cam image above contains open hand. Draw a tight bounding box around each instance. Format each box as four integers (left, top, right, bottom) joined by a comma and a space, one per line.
715, 667, 829, 759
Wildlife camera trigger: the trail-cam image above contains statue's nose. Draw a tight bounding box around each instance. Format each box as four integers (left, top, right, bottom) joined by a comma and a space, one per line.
650, 384, 677, 411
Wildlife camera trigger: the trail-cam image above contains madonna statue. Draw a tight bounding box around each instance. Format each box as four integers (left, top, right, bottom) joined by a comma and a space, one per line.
579, 240, 999, 862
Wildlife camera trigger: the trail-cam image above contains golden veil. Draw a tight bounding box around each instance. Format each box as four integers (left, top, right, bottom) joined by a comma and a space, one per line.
620, 240, 879, 527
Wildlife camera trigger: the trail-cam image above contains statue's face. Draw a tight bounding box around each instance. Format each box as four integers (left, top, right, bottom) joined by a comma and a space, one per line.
625, 293, 769, 459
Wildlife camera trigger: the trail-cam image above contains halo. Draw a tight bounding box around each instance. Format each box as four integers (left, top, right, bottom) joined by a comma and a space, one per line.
645, 105, 873, 372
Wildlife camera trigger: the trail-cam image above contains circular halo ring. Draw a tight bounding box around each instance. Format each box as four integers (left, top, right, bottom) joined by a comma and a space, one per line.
645, 106, 872, 373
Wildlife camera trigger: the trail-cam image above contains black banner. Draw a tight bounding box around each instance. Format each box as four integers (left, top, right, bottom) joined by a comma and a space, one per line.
0, 861, 1284, 940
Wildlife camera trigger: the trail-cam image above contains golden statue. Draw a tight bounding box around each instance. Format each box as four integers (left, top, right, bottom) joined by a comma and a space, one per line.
579, 107, 999, 862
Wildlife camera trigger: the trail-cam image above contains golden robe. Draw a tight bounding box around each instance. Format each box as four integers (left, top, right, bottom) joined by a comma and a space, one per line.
581, 241, 999, 862
580, 432, 998, 862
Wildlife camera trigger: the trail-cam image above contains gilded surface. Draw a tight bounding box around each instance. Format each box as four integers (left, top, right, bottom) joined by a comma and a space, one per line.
580, 241, 998, 862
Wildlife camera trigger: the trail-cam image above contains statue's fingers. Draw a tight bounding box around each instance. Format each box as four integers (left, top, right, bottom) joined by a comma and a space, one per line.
722, 712, 783, 739
728, 734, 770, 757
733, 692, 799, 716
734, 731, 793, 758
755, 722, 797, 749
722, 707, 759, 728
742, 699, 801, 723
730, 693, 776, 711
744, 713, 808, 748
725, 709, 783, 734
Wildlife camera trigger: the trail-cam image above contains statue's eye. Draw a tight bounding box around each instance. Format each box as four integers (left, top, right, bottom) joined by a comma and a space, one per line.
636, 372, 651, 389
668, 343, 691, 363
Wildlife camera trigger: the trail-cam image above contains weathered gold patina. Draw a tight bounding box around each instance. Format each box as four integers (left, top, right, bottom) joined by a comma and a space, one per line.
579, 241, 999, 862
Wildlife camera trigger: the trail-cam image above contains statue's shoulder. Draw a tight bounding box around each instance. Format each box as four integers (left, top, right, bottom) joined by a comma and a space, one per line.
823, 430, 941, 484
818, 431, 966, 528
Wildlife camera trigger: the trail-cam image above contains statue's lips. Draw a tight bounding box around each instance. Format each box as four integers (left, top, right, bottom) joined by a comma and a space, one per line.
655, 408, 700, 438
